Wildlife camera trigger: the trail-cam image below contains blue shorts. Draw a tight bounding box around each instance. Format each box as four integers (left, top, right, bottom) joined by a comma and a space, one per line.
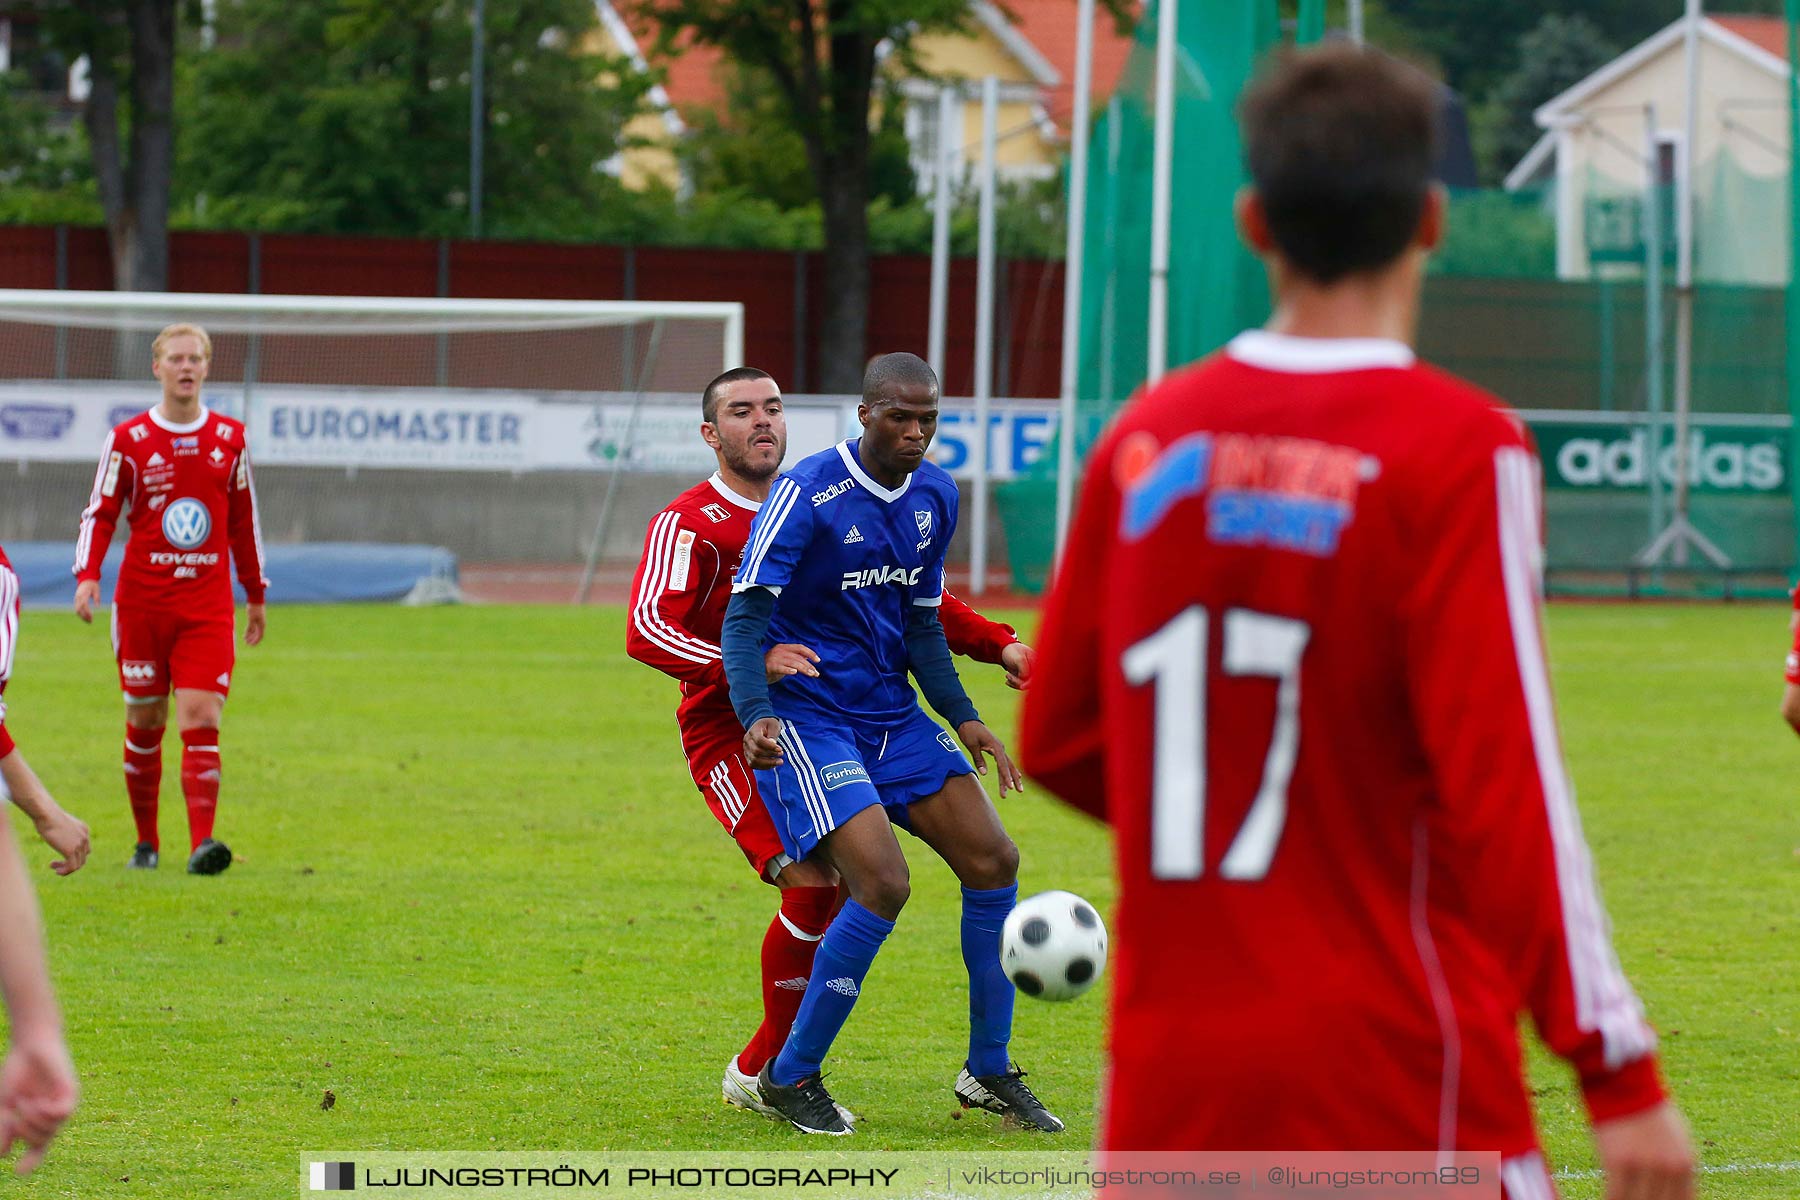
755, 707, 975, 860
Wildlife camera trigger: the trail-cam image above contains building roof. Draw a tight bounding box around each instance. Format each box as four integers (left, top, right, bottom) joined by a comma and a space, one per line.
1534, 13, 1789, 128
1710, 14, 1785, 61
1012, 0, 1141, 134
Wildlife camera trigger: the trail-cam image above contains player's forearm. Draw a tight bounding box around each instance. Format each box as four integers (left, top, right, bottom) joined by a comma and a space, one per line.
904, 606, 979, 728
939, 592, 1017, 665
0, 751, 56, 825
722, 587, 778, 728
0, 819, 61, 1036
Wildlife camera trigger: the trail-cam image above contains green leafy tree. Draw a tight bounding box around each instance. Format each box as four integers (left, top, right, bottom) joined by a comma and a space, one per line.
176, 0, 651, 239
632, 0, 1129, 391
38, 0, 182, 291
0, 73, 89, 192
1474, 14, 1617, 185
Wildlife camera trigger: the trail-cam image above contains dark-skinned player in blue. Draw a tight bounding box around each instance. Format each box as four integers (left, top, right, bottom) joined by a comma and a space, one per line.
720, 352, 1060, 1136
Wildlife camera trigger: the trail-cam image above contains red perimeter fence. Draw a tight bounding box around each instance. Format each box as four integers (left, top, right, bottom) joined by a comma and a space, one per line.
0, 226, 1067, 398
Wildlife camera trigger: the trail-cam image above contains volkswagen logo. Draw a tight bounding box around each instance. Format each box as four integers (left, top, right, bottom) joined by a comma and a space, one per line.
161, 498, 212, 549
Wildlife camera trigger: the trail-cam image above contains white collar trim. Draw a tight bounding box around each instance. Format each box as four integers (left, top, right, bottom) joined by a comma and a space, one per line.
1226, 330, 1415, 374
148, 405, 211, 434
707, 473, 762, 512
836, 440, 912, 503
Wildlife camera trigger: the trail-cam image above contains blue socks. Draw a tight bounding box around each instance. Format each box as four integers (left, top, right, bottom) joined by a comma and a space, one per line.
769, 898, 894, 1085
961, 882, 1018, 1077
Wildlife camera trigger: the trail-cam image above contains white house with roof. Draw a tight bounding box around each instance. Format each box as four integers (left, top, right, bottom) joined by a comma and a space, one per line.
1507, 13, 1789, 285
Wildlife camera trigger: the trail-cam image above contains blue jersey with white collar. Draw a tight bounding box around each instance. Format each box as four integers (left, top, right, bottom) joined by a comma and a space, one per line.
734, 438, 959, 728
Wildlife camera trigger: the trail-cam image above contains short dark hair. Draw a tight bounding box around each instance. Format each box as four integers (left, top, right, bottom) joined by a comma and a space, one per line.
1238, 44, 1440, 284
702, 366, 774, 423
862, 352, 939, 406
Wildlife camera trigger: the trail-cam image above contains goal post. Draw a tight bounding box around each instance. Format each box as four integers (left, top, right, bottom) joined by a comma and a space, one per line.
0, 289, 746, 604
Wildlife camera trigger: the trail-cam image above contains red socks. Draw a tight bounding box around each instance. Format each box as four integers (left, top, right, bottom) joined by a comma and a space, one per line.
737, 885, 837, 1076
180, 726, 221, 852
124, 723, 165, 850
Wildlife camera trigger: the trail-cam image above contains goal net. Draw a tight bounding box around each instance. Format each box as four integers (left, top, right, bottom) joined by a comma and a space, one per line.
0, 289, 746, 603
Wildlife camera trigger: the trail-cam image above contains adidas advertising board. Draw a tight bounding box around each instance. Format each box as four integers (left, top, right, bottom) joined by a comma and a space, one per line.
1535, 421, 1787, 495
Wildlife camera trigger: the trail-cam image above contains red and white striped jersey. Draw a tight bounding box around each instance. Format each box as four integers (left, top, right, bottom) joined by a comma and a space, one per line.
1022, 331, 1666, 1156
627, 472, 1018, 758
74, 406, 268, 618
0, 544, 18, 758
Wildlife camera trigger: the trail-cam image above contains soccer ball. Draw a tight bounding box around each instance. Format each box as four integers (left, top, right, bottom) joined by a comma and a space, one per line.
1001, 890, 1108, 1002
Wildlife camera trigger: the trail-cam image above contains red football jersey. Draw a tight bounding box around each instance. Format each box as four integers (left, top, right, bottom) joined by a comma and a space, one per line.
1786, 587, 1800, 686
1022, 332, 1665, 1157
0, 544, 17, 758
74, 406, 268, 618
626, 472, 1018, 760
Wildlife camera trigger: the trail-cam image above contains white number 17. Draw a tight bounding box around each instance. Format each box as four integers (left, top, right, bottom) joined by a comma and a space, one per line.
1121, 607, 1310, 881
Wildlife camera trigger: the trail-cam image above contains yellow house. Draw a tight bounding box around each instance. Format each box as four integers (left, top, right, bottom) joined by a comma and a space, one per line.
591, 1, 1138, 194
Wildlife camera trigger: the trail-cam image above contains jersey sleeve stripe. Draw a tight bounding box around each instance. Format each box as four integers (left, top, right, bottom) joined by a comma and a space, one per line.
0, 565, 19, 686
241, 450, 270, 587
645, 511, 721, 658
739, 478, 801, 587
632, 512, 721, 665
74, 430, 118, 575
1495, 446, 1657, 1071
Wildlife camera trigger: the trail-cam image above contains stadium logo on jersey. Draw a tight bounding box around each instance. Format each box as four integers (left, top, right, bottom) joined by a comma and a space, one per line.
840, 565, 924, 591
811, 478, 855, 507
819, 760, 871, 791
162, 498, 212, 549
701, 502, 731, 523
842, 525, 864, 545
121, 661, 158, 683
824, 977, 859, 998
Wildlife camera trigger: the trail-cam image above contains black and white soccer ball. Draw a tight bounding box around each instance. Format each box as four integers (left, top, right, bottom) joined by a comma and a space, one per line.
1001, 890, 1107, 1002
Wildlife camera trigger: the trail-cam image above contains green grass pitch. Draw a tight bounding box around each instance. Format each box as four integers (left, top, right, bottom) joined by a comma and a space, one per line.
0, 603, 1794, 1197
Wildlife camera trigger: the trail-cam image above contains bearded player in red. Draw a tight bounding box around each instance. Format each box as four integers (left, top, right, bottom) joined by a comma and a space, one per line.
1021, 46, 1694, 1200
73, 324, 269, 875
627, 367, 1032, 1120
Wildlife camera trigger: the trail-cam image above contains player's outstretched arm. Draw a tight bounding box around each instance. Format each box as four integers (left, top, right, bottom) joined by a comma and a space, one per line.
939, 591, 1032, 688
0, 814, 77, 1174
73, 432, 129, 623
0, 752, 90, 876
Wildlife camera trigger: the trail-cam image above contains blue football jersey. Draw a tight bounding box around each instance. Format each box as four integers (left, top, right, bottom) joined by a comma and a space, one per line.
734, 438, 960, 728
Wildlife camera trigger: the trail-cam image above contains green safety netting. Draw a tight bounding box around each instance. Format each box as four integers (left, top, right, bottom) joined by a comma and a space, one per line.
994, 6, 1800, 598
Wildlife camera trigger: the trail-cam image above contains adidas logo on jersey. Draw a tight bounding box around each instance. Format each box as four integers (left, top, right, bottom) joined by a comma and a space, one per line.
825, 977, 859, 998
842, 525, 864, 545
774, 977, 809, 991
146, 452, 166, 466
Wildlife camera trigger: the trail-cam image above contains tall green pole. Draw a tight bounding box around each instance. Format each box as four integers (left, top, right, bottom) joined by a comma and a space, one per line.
1297, 0, 1327, 44
1787, 0, 1800, 581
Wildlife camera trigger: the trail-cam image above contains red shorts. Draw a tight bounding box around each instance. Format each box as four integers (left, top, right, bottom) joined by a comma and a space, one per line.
685, 724, 788, 882
111, 605, 236, 700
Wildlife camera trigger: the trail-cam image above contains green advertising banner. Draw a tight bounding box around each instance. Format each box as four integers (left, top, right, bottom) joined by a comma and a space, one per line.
1529, 417, 1788, 495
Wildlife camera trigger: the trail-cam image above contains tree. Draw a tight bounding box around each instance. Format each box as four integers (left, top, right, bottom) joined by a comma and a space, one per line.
171, 0, 649, 240
633, 0, 1129, 392
42, 1, 181, 292
1475, 14, 1618, 185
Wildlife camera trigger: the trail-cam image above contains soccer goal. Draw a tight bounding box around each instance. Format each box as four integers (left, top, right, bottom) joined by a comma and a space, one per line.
0, 289, 744, 604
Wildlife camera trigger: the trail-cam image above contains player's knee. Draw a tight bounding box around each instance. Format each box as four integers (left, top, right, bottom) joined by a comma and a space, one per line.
963, 836, 1020, 890
857, 868, 911, 920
